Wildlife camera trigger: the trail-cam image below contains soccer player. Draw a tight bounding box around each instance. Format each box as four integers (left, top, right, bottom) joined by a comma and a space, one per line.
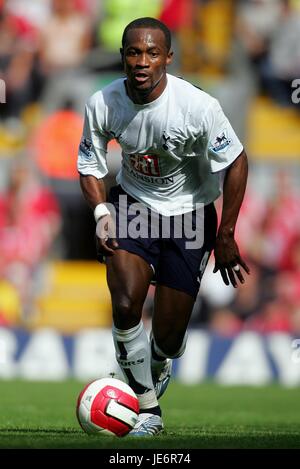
78, 17, 250, 436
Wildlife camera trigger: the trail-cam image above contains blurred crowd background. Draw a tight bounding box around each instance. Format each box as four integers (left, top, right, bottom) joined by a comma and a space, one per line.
0, 0, 300, 338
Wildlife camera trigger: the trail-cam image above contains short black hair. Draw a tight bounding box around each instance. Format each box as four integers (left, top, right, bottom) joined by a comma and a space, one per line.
122, 17, 171, 52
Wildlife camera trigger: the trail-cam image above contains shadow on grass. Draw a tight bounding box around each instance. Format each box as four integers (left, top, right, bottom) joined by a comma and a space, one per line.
0, 431, 300, 449
0, 428, 81, 435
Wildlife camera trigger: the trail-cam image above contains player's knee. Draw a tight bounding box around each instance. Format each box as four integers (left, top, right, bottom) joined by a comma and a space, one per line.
112, 296, 142, 329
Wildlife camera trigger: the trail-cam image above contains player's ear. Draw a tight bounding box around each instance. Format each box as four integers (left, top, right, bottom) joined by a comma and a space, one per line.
166, 50, 173, 66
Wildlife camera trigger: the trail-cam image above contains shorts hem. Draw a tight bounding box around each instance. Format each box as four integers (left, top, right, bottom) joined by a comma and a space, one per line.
156, 281, 199, 300
115, 247, 156, 278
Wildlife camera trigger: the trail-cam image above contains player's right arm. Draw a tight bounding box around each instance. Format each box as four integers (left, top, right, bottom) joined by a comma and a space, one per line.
79, 175, 118, 257
77, 95, 118, 257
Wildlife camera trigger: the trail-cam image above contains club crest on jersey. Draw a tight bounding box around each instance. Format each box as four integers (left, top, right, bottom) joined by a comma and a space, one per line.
129, 154, 160, 177
162, 131, 171, 150
210, 131, 232, 152
80, 137, 94, 159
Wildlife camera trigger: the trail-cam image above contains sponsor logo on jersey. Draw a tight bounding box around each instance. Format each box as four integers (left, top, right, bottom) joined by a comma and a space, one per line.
129, 154, 160, 177
210, 131, 232, 152
127, 165, 174, 185
79, 137, 94, 159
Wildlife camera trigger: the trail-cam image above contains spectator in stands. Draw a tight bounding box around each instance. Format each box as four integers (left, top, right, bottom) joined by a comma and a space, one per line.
275, 235, 300, 333
246, 171, 300, 272
213, 169, 300, 335
260, 0, 300, 106
39, 0, 92, 75
30, 102, 95, 259
158, 0, 193, 73
5, 0, 51, 30
0, 157, 61, 319
0, 1, 38, 119
91, 0, 162, 71
235, 0, 284, 92
38, 0, 93, 112
73, 0, 99, 17
191, 170, 300, 335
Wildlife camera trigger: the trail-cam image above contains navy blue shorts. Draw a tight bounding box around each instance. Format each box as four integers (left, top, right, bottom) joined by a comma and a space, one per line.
100, 185, 217, 299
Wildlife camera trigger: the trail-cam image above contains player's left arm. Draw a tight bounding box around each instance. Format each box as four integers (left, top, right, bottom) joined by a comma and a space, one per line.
213, 150, 250, 287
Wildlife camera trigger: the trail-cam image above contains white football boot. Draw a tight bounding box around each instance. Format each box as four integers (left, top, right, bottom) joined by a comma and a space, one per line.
152, 358, 172, 399
128, 413, 164, 436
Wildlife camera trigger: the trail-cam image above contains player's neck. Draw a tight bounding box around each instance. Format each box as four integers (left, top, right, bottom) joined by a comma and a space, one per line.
125, 74, 168, 105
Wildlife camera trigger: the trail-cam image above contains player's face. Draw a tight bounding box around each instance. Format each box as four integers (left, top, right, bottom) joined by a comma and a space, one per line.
121, 28, 173, 103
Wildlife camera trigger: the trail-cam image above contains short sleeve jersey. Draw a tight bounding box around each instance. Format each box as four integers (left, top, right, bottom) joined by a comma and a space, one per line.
78, 74, 243, 216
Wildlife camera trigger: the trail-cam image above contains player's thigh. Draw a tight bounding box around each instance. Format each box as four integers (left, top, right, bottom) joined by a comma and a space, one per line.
106, 249, 153, 307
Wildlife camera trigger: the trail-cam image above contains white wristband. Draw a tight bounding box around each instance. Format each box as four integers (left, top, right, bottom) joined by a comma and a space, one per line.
94, 203, 110, 223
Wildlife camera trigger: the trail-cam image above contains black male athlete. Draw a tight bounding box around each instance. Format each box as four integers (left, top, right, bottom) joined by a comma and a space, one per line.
78, 17, 249, 436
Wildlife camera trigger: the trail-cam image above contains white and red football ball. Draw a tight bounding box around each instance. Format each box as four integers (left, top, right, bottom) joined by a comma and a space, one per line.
76, 378, 139, 437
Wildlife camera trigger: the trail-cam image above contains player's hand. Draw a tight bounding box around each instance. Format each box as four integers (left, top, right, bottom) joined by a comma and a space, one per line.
213, 234, 250, 288
95, 214, 119, 257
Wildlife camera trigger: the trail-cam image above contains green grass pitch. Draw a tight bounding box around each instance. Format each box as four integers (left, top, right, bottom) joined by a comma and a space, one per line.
0, 380, 299, 449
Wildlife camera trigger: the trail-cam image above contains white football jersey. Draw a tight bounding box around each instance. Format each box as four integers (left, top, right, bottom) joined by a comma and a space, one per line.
78, 74, 243, 216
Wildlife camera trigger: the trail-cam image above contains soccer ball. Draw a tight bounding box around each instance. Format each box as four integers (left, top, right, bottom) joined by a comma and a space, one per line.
76, 378, 139, 437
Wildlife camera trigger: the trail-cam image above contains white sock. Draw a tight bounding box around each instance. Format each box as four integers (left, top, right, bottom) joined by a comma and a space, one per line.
150, 337, 167, 379
151, 331, 188, 367
112, 321, 159, 410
